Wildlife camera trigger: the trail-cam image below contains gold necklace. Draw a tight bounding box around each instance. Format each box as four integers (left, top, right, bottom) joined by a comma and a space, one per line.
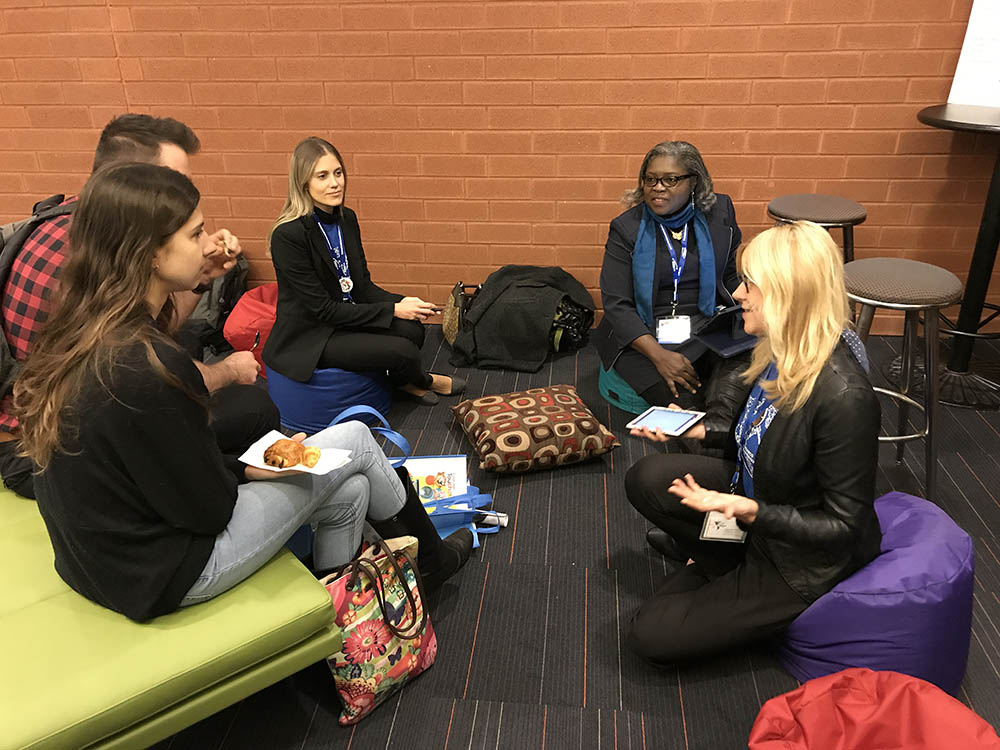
670, 228, 684, 240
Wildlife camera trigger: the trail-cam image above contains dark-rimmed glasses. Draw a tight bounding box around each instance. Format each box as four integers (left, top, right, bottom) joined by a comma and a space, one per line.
643, 173, 695, 189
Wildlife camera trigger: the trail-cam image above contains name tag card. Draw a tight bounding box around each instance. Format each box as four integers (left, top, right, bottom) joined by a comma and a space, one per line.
699, 511, 747, 543
657, 315, 691, 345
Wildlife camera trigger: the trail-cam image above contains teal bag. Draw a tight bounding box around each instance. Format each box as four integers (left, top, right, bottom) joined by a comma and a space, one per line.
598, 365, 652, 415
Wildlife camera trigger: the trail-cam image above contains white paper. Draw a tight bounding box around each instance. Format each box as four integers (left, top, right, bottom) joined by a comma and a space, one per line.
948, 0, 1000, 107
238, 430, 352, 475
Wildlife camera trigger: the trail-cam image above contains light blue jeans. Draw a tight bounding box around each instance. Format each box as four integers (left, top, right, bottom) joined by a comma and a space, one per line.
180, 421, 405, 606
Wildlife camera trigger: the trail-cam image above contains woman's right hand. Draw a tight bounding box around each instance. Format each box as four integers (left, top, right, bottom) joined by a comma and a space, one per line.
652, 350, 701, 398
394, 296, 435, 321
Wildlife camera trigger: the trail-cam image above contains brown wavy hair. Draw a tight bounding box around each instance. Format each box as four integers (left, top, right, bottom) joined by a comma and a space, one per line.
15, 162, 202, 469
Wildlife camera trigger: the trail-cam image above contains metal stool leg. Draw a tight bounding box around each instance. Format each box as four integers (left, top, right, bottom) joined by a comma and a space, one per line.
895, 311, 918, 464
924, 306, 940, 503
842, 224, 855, 263
855, 303, 876, 342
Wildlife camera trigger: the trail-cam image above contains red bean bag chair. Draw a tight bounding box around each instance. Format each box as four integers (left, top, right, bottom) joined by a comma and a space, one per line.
749, 668, 1000, 750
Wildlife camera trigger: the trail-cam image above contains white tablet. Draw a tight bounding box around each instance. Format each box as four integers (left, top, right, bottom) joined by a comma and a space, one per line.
625, 406, 706, 436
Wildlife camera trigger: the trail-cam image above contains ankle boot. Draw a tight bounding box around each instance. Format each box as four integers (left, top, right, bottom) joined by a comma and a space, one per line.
369, 468, 473, 593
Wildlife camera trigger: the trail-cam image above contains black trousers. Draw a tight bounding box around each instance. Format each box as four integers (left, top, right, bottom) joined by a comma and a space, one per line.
0, 383, 280, 500
318, 318, 431, 389
624, 453, 808, 665
208, 383, 281, 454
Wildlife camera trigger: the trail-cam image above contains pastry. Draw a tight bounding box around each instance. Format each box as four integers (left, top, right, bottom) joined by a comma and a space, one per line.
301, 446, 321, 468
263, 439, 321, 469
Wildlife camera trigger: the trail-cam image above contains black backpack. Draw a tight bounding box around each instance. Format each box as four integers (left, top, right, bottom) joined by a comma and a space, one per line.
182, 253, 250, 357
0, 195, 74, 393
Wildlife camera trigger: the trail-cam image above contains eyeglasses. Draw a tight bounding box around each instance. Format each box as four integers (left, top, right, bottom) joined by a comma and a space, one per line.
643, 173, 695, 189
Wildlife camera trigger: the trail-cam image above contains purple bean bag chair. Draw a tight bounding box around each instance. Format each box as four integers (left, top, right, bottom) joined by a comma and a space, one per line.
778, 491, 974, 695
267, 367, 391, 434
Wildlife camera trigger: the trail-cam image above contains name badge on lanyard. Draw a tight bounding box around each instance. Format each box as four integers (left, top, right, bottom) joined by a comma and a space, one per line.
656, 224, 691, 344
699, 511, 747, 543
315, 219, 354, 300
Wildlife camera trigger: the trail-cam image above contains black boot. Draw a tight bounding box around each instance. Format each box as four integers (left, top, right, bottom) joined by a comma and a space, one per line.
369, 467, 473, 593
646, 528, 687, 562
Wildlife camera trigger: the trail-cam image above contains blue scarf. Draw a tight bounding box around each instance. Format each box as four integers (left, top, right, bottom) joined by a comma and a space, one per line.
632, 198, 716, 328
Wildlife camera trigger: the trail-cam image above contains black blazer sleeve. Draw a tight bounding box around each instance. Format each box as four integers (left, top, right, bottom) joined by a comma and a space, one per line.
752, 382, 880, 548
599, 210, 653, 350
717, 195, 742, 296
269, 215, 396, 330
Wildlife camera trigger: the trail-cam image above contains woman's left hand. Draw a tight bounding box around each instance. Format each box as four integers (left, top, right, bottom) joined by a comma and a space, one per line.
668, 473, 758, 524
244, 432, 308, 481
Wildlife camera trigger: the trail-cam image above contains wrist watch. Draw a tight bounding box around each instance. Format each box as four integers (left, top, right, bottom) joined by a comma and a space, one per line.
192, 281, 213, 294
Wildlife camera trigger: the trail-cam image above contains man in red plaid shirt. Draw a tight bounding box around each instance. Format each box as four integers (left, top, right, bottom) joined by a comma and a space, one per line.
0, 114, 277, 498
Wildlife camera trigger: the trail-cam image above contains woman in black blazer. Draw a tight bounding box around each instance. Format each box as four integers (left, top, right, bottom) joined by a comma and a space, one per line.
595, 141, 746, 410
263, 137, 465, 405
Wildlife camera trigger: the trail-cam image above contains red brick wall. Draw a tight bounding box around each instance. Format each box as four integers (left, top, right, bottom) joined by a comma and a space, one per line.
1, 0, 994, 331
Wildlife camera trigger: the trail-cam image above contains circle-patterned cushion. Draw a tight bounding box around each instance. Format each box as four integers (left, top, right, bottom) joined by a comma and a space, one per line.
451, 384, 620, 473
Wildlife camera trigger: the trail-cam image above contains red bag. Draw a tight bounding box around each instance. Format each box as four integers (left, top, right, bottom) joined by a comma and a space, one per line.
223, 283, 277, 376
749, 668, 1000, 750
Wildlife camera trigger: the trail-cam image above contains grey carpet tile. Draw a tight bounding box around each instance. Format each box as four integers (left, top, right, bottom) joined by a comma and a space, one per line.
442, 698, 668, 750
153, 328, 1000, 750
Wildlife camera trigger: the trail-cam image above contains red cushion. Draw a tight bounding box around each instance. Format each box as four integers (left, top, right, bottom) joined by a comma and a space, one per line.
749, 668, 1000, 750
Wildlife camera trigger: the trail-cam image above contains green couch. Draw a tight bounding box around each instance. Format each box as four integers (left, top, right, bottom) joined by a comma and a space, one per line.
0, 489, 341, 750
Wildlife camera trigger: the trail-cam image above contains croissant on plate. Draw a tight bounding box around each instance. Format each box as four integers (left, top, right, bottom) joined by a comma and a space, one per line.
262, 439, 321, 469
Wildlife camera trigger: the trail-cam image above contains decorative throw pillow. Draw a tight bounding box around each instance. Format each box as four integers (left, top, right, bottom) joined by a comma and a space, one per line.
452, 384, 620, 473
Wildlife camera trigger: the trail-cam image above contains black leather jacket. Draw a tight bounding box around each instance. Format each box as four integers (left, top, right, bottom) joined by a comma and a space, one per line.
704, 341, 882, 603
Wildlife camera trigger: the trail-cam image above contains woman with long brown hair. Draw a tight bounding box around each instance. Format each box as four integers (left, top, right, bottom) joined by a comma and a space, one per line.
16, 163, 471, 622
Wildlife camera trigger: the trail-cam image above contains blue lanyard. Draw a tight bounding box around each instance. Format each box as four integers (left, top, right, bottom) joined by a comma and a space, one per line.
314, 218, 352, 301
730, 364, 777, 493
659, 224, 688, 315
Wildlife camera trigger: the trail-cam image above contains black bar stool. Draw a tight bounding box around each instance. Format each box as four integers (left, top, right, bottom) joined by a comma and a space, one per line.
768, 194, 867, 262
844, 258, 963, 503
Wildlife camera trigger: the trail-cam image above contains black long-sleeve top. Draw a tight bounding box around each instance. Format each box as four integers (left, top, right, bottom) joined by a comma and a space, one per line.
35, 337, 239, 622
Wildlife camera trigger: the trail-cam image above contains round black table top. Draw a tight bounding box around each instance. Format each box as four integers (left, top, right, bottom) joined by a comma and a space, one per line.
918, 104, 1000, 134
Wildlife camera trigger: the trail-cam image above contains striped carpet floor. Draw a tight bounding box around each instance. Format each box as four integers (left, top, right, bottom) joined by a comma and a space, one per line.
156, 327, 1000, 750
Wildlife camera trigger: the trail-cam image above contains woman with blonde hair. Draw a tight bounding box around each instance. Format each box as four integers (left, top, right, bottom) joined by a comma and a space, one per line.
16, 163, 471, 622
263, 136, 464, 405
623, 220, 881, 663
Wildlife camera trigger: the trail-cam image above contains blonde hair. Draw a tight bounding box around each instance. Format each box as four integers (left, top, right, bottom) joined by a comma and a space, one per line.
740, 221, 851, 412
269, 136, 345, 244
